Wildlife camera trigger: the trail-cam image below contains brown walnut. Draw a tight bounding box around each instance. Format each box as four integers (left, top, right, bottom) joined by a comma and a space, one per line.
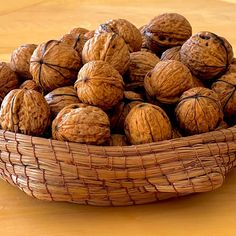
180, 31, 233, 80
126, 51, 159, 87
0, 62, 19, 105
108, 134, 128, 146
144, 60, 193, 104
175, 87, 223, 135
211, 73, 236, 124
0, 89, 50, 136
10, 44, 37, 81
45, 86, 80, 118
82, 32, 130, 75
52, 104, 110, 145
124, 103, 172, 144
30, 40, 82, 93
75, 60, 124, 110
143, 13, 192, 56
96, 19, 142, 52
19, 80, 42, 93
161, 46, 181, 61
69, 27, 89, 36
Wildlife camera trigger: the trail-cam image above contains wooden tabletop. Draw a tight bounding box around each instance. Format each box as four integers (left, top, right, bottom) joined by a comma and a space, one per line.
1, 0, 236, 235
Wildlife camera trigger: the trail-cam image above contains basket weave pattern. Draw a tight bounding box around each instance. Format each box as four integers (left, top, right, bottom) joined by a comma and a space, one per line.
0, 127, 236, 206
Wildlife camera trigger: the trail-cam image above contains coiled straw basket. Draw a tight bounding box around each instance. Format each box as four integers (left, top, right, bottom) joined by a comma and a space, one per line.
0, 126, 236, 206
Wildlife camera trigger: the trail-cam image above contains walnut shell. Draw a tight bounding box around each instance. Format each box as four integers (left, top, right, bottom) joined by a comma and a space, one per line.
84, 30, 95, 41
126, 51, 159, 85
139, 25, 151, 52
45, 86, 80, 118
0, 89, 50, 136
10, 44, 37, 81
124, 103, 172, 144
69, 27, 89, 36
60, 33, 85, 57
75, 60, 124, 110
192, 76, 205, 88
30, 40, 82, 93
180, 32, 233, 80
0, 62, 19, 104
211, 73, 236, 124
96, 19, 142, 52
175, 87, 223, 135
143, 13, 192, 55
108, 134, 128, 146
124, 91, 144, 101
215, 120, 228, 131
161, 46, 181, 61
226, 58, 236, 74
172, 127, 183, 139
19, 80, 42, 92
82, 32, 130, 75
52, 104, 110, 145
144, 60, 193, 104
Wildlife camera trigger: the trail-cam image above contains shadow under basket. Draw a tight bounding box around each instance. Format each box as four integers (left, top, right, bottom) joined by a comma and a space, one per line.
0, 127, 236, 206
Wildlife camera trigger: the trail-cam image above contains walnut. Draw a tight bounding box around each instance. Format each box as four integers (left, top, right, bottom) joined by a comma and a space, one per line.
143, 13, 192, 56
84, 30, 95, 41
75, 60, 124, 110
45, 86, 80, 118
226, 58, 236, 74
175, 87, 223, 135
60, 33, 85, 57
10, 44, 37, 81
19, 80, 42, 93
180, 32, 233, 80
52, 104, 110, 145
211, 73, 236, 124
192, 76, 205, 88
125, 51, 159, 87
96, 19, 142, 52
30, 40, 82, 93
108, 134, 128, 146
82, 32, 130, 75
139, 25, 151, 52
161, 46, 181, 61
69, 27, 89, 36
144, 60, 193, 104
172, 127, 182, 139
0, 62, 19, 105
124, 103, 172, 144
215, 120, 228, 131
0, 89, 50, 136
109, 92, 143, 133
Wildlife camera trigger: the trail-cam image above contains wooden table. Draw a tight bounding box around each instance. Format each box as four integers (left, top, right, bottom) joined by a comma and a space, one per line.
1, 1, 236, 235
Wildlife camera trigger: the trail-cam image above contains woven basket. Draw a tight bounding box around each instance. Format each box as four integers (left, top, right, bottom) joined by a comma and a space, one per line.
0, 126, 236, 206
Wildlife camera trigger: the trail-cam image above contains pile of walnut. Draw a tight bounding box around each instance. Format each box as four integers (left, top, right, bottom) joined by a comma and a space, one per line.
0, 12, 235, 146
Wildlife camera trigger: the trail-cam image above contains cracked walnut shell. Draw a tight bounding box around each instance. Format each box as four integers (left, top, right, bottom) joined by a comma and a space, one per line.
10, 44, 37, 81
45, 86, 80, 118
52, 104, 110, 145
82, 32, 130, 75
180, 31, 233, 80
211, 73, 236, 124
75, 60, 124, 110
143, 13, 192, 55
30, 40, 82, 93
124, 103, 172, 145
175, 87, 223, 135
0, 62, 19, 105
0, 89, 50, 136
96, 18, 142, 52
144, 60, 193, 104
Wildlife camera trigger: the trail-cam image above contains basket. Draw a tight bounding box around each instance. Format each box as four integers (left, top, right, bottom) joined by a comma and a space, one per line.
0, 126, 236, 206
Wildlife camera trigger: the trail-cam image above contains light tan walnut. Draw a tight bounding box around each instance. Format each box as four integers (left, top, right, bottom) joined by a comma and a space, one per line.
0, 62, 19, 105
82, 32, 130, 75
175, 87, 223, 135
143, 13, 192, 56
96, 19, 142, 52
30, 40, 82, 93
19, 80, 42, 93
0, 89, 50, 136
52, 104, 110, 145
75, 60, 124, 110
144, 60, 193, 104
180, 31, 233, 80
10, 44, 37, 81
124, 103, 172, 144
45, 86, 80, 118
161, 46, 181, 61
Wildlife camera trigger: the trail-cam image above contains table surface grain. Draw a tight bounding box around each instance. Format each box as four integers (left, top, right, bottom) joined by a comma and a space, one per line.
1, 1, 236, 236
